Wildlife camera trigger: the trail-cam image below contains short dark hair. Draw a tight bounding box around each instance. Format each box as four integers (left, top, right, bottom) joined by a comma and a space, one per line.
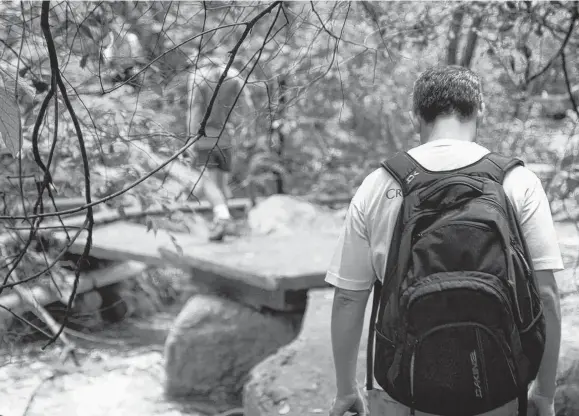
412, 65, 483, 123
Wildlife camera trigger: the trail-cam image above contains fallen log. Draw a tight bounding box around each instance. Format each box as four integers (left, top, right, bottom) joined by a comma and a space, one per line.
11, 196, 102, 216
42, 198, 252, 230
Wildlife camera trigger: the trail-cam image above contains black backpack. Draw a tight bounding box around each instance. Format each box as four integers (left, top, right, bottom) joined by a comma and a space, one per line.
366, 151, 546, 416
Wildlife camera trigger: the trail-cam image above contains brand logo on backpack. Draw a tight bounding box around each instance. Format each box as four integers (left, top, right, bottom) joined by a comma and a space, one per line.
406, 170, 419, 184
470, 351, 483, 399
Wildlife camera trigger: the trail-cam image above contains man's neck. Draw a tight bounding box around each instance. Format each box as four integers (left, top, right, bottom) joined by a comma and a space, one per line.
421, 116, 477, 143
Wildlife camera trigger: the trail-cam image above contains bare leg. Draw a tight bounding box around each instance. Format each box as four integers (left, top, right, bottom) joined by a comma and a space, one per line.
222, 172, 234, 199
206, 168, 233, 200
201, 168, 236, 241
206, 168, 225, 199
200, 173, 227, 207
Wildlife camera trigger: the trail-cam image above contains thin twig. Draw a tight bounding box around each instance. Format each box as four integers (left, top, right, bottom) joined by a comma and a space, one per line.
0, 304, 52, 338
561, 50, 579, 120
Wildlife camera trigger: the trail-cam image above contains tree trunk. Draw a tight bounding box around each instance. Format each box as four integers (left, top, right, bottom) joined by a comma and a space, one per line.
273, 77, 287, 195
460, 14, 483, 68
447, 7, 465, 66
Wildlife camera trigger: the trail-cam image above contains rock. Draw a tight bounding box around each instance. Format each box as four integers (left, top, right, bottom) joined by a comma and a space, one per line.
69, 290, 104, 330
248, 195, 342, 236
555, 293, 579, 415
98, 284, 131, 323
243, 288, 371, 416
163, 294, 303, 404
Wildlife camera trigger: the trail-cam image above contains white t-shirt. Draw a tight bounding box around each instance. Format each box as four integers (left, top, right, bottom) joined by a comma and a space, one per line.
325, 139, 564, 291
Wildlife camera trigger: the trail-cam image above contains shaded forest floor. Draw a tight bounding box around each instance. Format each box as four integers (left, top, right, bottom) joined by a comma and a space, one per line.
0, 301, 222, 416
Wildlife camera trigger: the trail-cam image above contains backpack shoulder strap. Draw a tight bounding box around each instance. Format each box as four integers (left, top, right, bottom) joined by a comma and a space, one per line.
460, 152, 524, 184
381, 152, 442, 195
381, 152, 417, 195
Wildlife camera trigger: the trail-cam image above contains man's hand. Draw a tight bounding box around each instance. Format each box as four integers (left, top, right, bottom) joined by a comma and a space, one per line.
527, 393, 555, 416
329, 389, 367, 416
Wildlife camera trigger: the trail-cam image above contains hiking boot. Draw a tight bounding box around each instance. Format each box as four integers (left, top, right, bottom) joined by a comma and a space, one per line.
208, 218, 237, 241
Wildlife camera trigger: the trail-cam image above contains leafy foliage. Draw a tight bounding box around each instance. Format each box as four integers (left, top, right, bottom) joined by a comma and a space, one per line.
0, 0, 578, 225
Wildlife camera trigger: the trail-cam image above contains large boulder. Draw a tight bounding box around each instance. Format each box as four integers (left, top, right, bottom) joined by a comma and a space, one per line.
248, 195, 344, 236
243, 288, 368, 416
163, 294, 304, 406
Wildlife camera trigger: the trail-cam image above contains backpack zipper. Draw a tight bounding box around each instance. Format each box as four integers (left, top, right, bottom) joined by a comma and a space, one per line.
406, 275, 514, 321
414, 220, 492, 242
510, 239, 543, 333
478, 197, 508, 222
409, 196, 507, 244
511, 239, 532, 278
475, 328, 490, 401
420, 179, 483, 202
410, 340, 418, 416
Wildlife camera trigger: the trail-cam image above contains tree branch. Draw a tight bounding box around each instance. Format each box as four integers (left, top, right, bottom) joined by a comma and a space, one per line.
40, 0, 94, 349
526, 9, 578, 84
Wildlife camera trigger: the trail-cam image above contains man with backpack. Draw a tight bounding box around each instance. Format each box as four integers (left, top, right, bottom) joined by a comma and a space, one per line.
326, 66, 563, 416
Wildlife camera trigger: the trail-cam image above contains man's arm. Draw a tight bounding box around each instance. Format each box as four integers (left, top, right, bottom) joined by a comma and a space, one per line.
325, 183, 377, 402
331, 287, 371, 395
503, 167, 564, 414
531, 270, 562, 401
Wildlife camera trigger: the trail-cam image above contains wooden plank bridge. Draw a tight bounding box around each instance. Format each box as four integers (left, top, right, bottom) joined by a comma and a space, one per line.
1, 197, 341, 316
56, 220, 338, 311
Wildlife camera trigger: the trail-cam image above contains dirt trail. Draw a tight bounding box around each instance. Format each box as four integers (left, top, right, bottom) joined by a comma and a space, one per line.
0, 306, 222, 416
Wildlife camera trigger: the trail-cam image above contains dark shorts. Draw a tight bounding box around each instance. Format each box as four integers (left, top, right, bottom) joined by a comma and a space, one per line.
195, 146, 233, 172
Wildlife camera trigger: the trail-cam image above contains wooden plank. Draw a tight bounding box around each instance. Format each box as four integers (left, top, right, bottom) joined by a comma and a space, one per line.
54, 222, 205, 268
59, 221, 339, 292
158, 230, 339, 291
168, 261, 308, 312
158, 246, 280, 291
58, 221, 282, 291
0, 261, 147, 319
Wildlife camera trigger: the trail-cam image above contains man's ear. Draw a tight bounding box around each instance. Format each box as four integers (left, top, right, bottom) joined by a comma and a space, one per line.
477, 102, 486, 123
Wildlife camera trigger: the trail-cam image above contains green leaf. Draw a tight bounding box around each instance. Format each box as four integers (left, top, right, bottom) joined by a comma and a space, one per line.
0, 70, 23, 157
169, 234, 183, 256
145, 216, 159, 236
